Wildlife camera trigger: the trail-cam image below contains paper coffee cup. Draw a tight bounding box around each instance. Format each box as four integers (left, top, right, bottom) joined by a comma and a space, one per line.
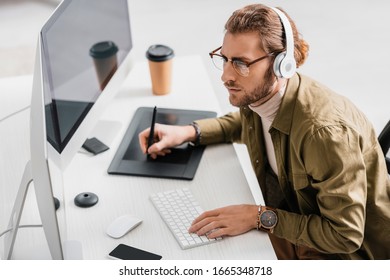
89, 41, 118, 90
146, 44, 174, 95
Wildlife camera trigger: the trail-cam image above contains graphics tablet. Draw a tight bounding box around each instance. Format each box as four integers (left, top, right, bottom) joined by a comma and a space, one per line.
107, 107, 217, 180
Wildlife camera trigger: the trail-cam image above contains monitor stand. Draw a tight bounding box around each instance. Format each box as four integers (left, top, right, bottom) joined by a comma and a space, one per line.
3, 161, 83, 260
3, 161, 33, 260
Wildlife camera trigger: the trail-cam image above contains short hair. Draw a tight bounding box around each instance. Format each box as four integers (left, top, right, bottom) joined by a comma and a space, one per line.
225, 4, 309, 68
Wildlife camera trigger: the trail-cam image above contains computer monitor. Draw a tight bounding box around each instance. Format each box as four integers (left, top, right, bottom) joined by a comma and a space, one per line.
4, 0, 133, 259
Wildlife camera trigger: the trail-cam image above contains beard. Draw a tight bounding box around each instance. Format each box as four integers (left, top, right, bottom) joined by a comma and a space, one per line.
226, 67, 276, 107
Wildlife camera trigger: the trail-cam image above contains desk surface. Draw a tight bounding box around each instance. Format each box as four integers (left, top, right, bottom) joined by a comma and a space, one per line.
1, 56, 276, 259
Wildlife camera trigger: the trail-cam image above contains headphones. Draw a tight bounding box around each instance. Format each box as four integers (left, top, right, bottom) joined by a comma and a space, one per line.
270, 7, 296, 79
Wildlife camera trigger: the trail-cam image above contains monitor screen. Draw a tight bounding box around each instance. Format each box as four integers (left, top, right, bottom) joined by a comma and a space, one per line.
41, 0, 132, 153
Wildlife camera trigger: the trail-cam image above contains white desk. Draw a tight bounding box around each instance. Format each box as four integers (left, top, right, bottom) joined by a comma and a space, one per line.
0, 56, 276, 259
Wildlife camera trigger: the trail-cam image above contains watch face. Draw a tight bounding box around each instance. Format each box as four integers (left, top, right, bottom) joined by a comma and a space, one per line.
260, 210, 278, 229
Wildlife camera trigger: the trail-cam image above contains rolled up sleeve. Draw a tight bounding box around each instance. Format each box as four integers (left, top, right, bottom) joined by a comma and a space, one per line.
195, 111, 242, 145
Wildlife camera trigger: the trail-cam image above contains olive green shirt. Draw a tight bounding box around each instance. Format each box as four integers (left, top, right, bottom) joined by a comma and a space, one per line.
196, 73, 390, 259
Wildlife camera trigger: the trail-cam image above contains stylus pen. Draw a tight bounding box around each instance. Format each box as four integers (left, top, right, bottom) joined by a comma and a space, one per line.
147, 106, 157, 154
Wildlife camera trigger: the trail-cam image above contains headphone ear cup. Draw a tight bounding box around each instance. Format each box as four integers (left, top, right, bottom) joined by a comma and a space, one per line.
280, 56, 296, 79
273, 52, 286, 78
273, 52, 297, 79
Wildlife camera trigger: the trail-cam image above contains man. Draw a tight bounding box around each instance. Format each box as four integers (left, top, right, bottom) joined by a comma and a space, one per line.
139, 4, 390, 259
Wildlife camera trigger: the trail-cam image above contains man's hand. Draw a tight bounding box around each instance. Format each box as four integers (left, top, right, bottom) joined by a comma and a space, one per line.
188, 204, 258, 239
138, 124, 196, 159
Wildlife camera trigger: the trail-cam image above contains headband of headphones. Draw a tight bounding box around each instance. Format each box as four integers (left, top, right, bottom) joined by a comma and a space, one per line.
270, 7, 297, 78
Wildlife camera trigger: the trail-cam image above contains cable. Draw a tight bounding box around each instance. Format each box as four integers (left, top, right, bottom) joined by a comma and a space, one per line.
0, 224, 43, 238
0, 105, 30, 123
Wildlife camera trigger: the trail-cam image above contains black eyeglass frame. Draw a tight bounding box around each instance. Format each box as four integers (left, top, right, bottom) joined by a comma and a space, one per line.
209, 46, 274, 77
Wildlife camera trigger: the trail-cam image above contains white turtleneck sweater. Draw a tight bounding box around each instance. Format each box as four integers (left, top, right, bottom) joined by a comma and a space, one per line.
249, 86, 286, 175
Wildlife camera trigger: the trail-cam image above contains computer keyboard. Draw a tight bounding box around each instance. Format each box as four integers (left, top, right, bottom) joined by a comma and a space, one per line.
150, 188, 222, 249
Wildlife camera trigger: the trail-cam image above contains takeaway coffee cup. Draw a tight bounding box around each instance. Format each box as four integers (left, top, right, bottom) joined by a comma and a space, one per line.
89, 41, 119, 90
146, 44, 174, 95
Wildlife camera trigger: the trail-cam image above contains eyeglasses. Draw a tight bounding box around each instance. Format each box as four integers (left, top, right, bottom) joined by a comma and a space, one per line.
209, 46, 274, 77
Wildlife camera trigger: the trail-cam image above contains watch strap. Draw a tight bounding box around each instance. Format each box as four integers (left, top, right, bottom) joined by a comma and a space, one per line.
189, 122, 201, 146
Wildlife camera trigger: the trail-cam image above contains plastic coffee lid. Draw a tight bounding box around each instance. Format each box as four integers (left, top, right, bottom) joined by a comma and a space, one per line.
146, 44, 174, 62
89, 41, 118, 59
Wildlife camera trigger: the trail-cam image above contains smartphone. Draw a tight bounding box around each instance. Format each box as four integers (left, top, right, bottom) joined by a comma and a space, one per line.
108, 244, 162, 260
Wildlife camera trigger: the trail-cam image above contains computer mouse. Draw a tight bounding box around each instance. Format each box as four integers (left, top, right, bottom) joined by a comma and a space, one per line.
106, 215, 143, 239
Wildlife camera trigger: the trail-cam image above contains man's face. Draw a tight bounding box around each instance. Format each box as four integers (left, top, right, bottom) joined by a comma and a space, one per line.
220, 31, 276, 107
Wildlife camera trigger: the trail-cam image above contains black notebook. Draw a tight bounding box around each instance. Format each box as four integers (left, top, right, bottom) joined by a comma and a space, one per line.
107, 107, 217, 180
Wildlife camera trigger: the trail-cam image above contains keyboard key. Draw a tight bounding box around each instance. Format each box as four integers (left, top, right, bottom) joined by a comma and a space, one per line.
150, 188, 222, 249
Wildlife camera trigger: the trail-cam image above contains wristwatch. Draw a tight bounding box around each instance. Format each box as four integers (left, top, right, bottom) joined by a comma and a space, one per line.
257, 205, 278, 233
189, 122, 201, 146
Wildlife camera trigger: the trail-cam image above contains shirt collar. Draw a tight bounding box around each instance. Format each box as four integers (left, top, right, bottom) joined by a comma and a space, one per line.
272, 73, 300, 135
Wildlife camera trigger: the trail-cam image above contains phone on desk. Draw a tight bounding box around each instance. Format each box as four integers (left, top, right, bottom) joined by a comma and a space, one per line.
108, 244, 162, 260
